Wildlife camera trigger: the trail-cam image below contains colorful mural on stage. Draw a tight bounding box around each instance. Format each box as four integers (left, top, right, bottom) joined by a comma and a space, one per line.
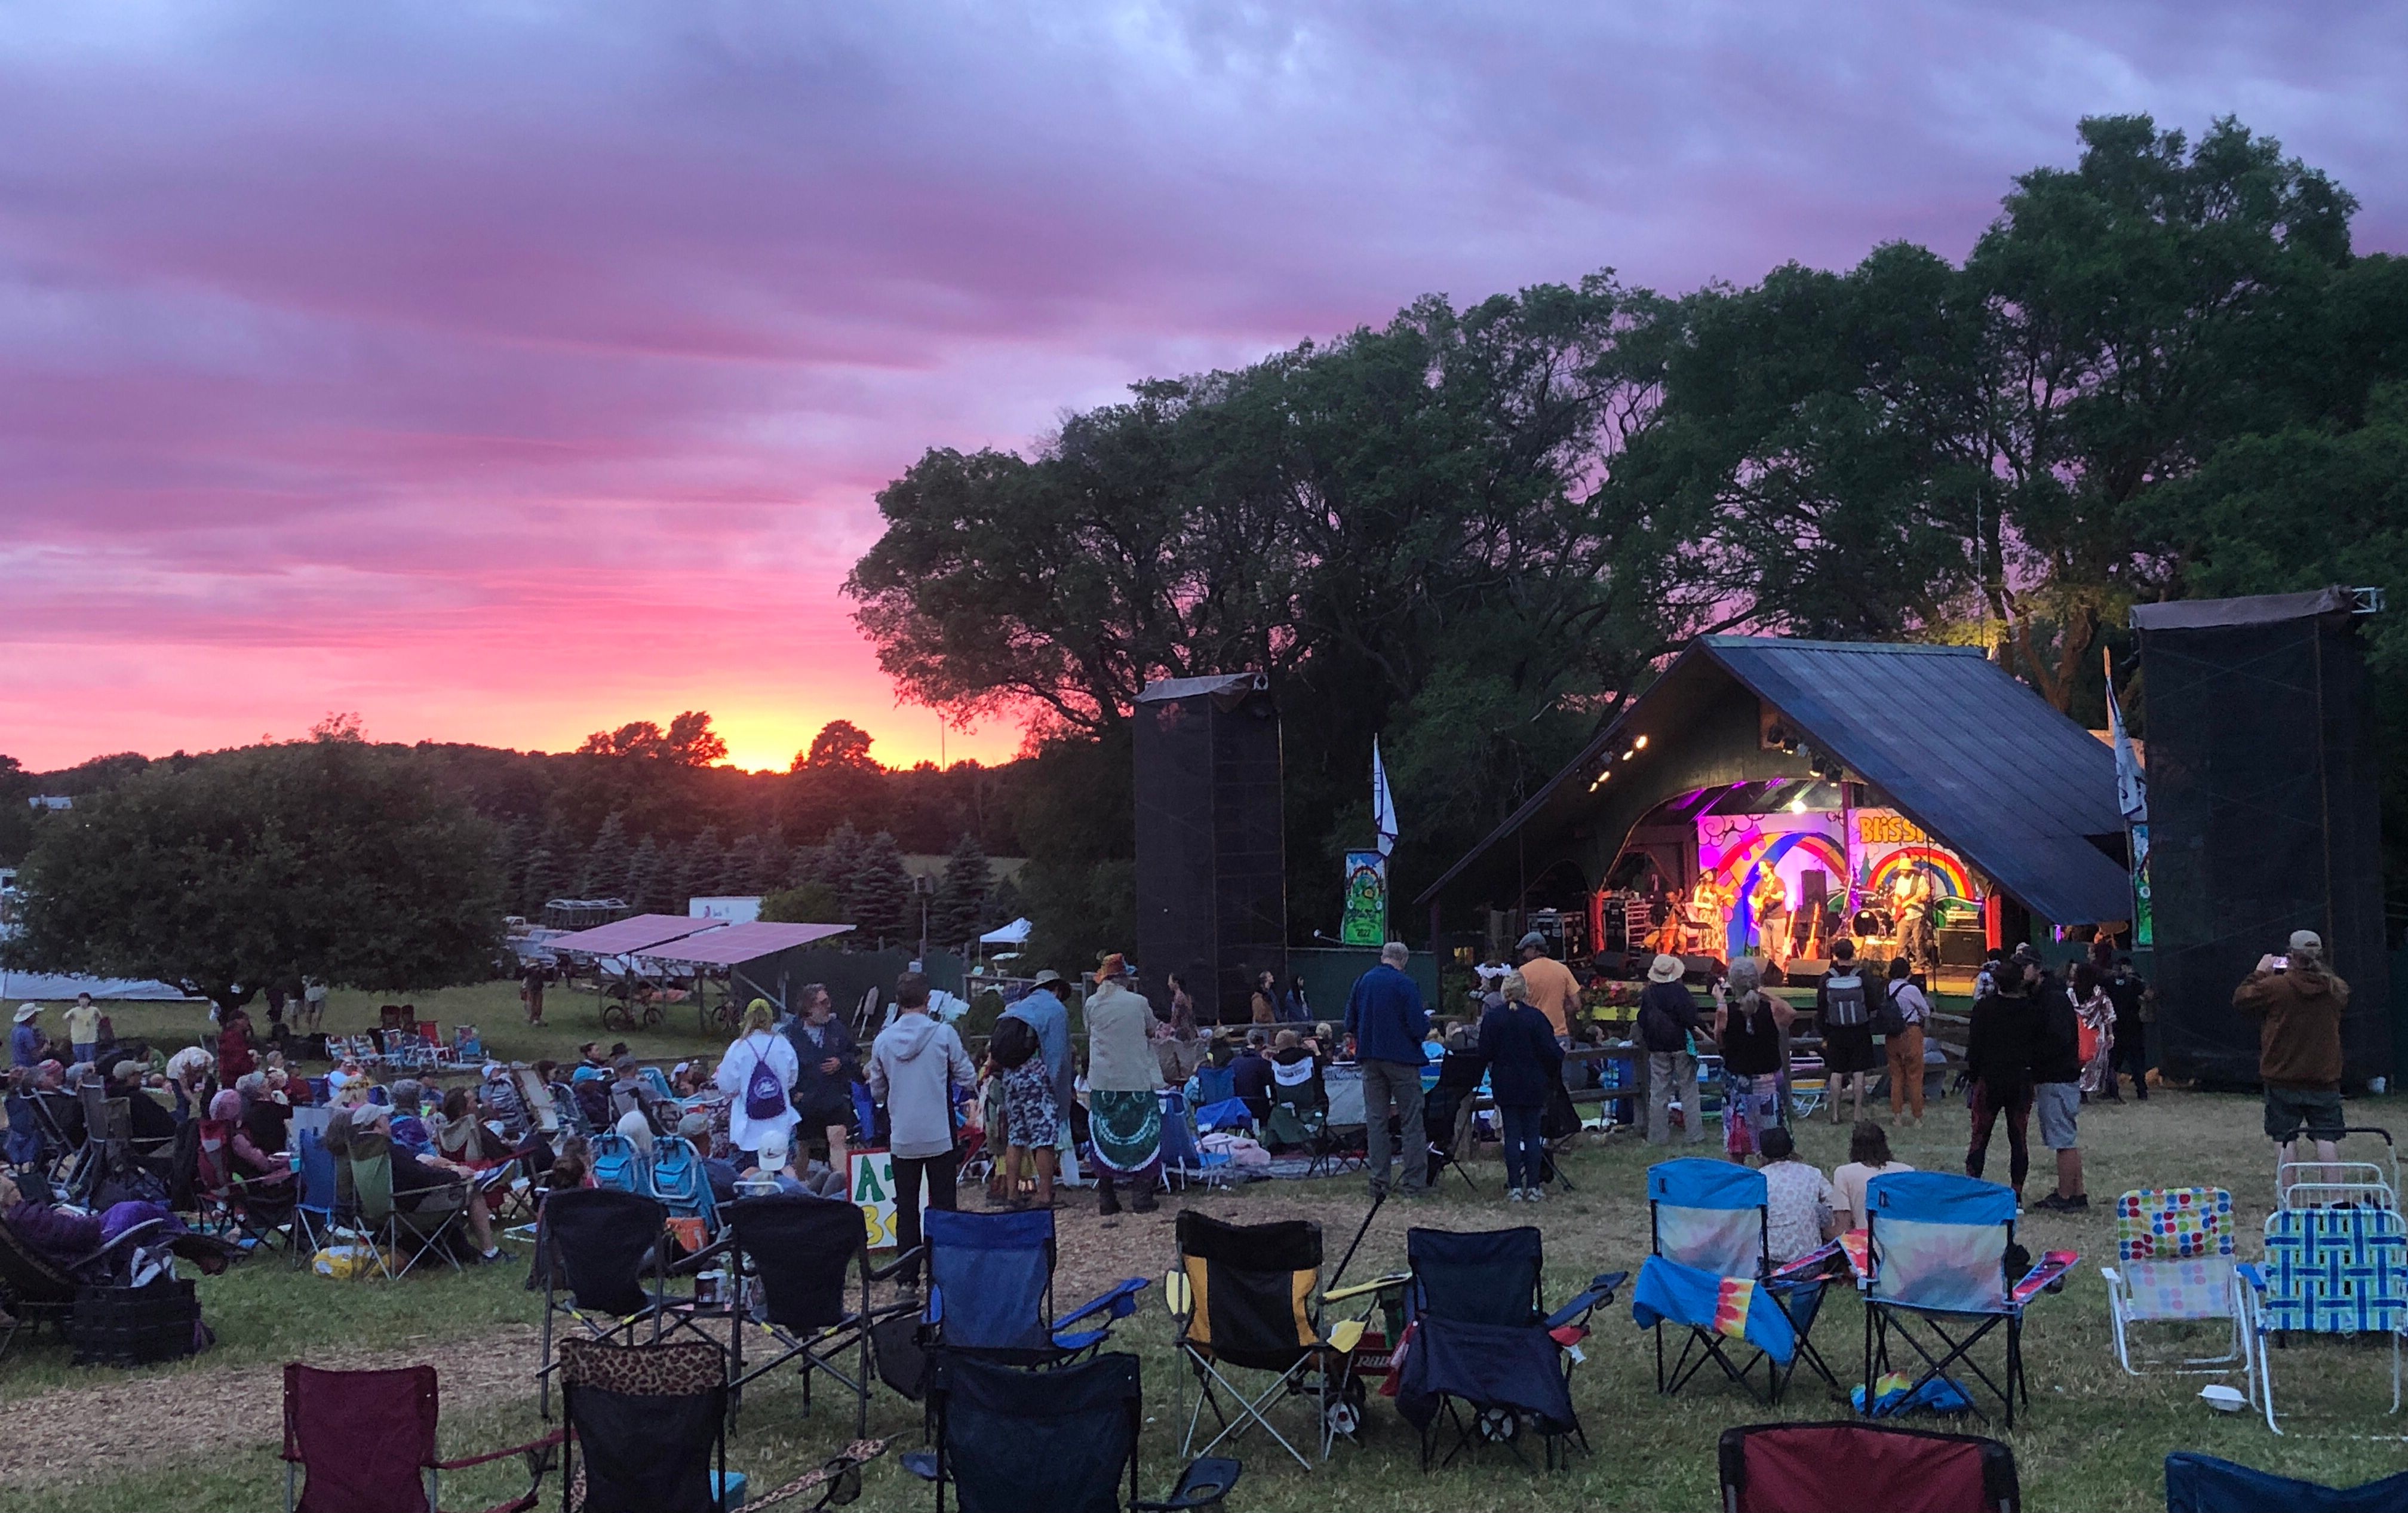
1693, 806, 1984, 960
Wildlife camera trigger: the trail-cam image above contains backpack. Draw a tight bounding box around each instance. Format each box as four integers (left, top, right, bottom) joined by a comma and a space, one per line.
1822, 971, 1870, 1029
990, 1015, 1040, 1071
1871, 976, 1905, 1037
741, 1038, 787, 1122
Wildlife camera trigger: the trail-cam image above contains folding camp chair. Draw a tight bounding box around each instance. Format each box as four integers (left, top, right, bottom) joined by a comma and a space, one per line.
1717, 1422, 2020, 1513
1165, 1210, 1381, 1469
589, 1132, 650, 1194
1421, 1051, 1486, 1193
351, 1151, 471, 1279
2102, 1187, 2245, 1376
555, 1337, 890, 1512
2239, 1204, 2408, 1434
281, 1364, 561, 1513
1638, 1159, 1835, 1403
648, 1135, 721, 1236
1189, 1063, 1237, 1109
288, 1129, 343, 1263
1265, 1078, 1331, 1161
536, 1187, 712, 1416
640, 1064, 678, 1106
195, 1118, 298, 1253
2278, 1125, 2400, 1211
1157, 1090, 1233, 1193
2164, 1451, 2408, 1513
0, 1207, 239, 1362
1860, 1171, 2078, 1429
1391, 1226, 1623, 1469
717, 1194, 920, 1429
905, 1351, 1240, 1513
922, 1207, 1147, 1367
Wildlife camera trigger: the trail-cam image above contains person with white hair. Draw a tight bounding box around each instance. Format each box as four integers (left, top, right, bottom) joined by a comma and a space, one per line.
1344, 941, 1432, 1197
2238, 928, 2353, 1201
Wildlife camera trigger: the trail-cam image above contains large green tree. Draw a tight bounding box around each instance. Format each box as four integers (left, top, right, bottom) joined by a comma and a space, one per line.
1, 740, 503, 1017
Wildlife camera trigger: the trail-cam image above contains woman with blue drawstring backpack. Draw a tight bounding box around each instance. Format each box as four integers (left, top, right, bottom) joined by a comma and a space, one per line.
716, 999, 798, 1167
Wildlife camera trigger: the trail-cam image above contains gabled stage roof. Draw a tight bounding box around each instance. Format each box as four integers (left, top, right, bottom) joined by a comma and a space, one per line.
1418, 636, 2133, 925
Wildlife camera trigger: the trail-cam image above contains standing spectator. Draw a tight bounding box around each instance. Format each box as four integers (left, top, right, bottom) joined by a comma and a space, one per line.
2028, 950, 2087, 1211
218, 1007, 259, 1082
1812, 940, 1884, 1128
1830, 1119, 1915, 1232
1002, 970, 1079, 1179
2237, 929, 2351, 1204
2103, 956, 2151, 1101
1345, 942, 1432, 1198
301, 977, 329, 1034
2072, 962, 2118, 1100
785, 983, 861, 1171
868, 971, 976, 1285
1884, 958, 1932, 1127
1714, 957, 1788, 1161
1154, 972, 1206, 1085
1084, 955, 1163, 1216
1281, 974, 1312, 1025
1964, 955, 2041, 1204
65, 994, 102, 1066
1974, 947, 2004, 1002
1478, 971, 1564, 1202
716, 1000, 799, 1166
1515, 932, 1583, 1038
520, 960, 549, 1026
1758, 1127, 1837, 1265
1249, 970, 1279, 1026
10, 1005, 43, 1069
988, 1014, 1058, 1210
1636, 953, 1712, 1146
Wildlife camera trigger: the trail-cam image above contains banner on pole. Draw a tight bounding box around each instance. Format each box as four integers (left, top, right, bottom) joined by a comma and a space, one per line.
1340, 851, 1388, 947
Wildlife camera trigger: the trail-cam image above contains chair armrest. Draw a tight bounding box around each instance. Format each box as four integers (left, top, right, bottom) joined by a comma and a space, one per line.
1323, 1270, 1411, 1305
1544, 1270, 1630, 1331
667, 1235, 735, 1275
1058, 1276, 1150, 1328
745, 1438, 890, 1512
868, 1245, 927, 1284
434, 1428, 565, 1471
2235, 1262, 2267, 1294
1131, 1455, 1243, 1511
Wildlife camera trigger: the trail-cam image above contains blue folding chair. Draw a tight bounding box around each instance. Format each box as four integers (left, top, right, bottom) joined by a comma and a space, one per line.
923, 1208, 1148, 1365
1159, 1090, 1233, 1193
1861, 1171, 2078, 1429
589, 1132, 650, 1195
639, 1066, 677, 1106
1190, 1063, 1238, 1109
290, 1128, 342, 1261
2166, 1451, 2408, 1512
2239, 1205, 2408, 1434
648, 1135, 721, 1236
1635, 1159, 1832, 1403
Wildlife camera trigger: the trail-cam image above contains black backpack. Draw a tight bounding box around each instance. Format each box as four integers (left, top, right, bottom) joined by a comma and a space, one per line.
1822, 970, 1870, 1029
989, 1016, 1040, 1071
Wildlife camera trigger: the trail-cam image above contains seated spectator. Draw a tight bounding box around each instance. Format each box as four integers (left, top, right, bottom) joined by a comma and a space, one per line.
108, 1061, 179, 1144
326, 1056, 367, 1096
1830, 1119, 1915, 1233
609, 1056, 668, 1133
479, 1063, 529, 1141
614, 1107, 656, 1158
742, 1135, 847, 1201
435, 1086, 510, 1171
546, 1134, 594, 1193
572, 1042, 613, 1082
1231, 1031, 1275, 1122
210, 1090, 295, 1187
1270, 1030, 1322, 1102
669, 1061, 704, 1098
1758, 1126, 1837, 1265
387, 1079, 434, 1155
352, 1104, 502, 1262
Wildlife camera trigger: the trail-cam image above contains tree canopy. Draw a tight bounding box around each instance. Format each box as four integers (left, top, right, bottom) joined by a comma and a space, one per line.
1, 739, 503, 1014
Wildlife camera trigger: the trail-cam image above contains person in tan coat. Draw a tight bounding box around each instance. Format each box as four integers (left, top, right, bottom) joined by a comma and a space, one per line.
2235, 928, 2351, 1201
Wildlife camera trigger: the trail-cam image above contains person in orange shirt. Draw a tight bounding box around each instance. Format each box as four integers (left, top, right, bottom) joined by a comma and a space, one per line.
1515, 931, 1584, 1038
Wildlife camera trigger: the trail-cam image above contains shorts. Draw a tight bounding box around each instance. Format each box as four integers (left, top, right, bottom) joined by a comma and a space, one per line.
1821, 1023, 1879, 1075
2264, 1085, 2345, 1144
2034, 1082, 2081, 1149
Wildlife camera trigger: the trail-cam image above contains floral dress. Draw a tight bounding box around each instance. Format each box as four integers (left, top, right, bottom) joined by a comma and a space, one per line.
2077, 987, 2117, 1096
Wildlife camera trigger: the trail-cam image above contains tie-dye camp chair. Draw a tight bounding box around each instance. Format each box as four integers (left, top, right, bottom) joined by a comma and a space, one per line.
1639, 1159, 1833, 1404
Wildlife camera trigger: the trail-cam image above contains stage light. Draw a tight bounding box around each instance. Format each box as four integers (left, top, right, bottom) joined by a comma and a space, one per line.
1787, 796, 1808, 813
1589, 768, 1611, 792
1633, 735, 1649, 750
1621, 748, 1635, 761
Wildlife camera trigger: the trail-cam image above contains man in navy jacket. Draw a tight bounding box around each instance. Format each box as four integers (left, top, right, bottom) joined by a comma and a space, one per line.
1346, 942, 1432, 1197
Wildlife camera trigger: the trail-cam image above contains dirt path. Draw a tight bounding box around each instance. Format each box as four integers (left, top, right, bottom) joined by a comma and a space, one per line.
0, 1324, 544, 1489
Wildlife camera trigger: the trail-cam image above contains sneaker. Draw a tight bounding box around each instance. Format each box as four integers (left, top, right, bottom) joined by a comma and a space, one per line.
1528, 1186, 1545, 1203
1507, 1187, 1525, 1203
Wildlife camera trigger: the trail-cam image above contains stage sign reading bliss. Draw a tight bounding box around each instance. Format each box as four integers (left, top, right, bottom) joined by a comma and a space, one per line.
1695, 808, 1982, 967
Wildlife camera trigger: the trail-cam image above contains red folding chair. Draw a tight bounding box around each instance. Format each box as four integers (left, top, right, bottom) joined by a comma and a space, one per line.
1717, 1422, 2018, 1513
281, 1363, 561, 1513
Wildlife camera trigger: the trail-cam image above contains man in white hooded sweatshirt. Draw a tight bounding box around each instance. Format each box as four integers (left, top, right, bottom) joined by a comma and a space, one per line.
868, 970, 975, 1290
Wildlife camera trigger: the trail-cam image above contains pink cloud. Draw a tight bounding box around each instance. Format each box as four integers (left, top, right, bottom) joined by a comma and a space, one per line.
1, 3, 2401, 773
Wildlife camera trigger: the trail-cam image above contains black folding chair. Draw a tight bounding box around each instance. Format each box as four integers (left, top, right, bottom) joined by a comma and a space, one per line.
1392, 1226, 1623, 1469
1421, 1052, 1485, 1193
718, 1195, 920, 1430
904, 1352, 1240, 1513
537, 1187, 711, 1417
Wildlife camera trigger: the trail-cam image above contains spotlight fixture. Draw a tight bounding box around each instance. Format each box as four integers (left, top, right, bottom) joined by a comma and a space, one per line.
1633, 735, 1649, 750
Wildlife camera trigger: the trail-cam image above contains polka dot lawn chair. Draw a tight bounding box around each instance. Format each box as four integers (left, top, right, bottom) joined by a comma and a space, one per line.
2101, 1187, 2245, 1377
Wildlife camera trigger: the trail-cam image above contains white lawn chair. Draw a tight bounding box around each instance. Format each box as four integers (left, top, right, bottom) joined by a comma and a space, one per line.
2100, 1187, 2246, 1376
2277, 1125, 2398, 1211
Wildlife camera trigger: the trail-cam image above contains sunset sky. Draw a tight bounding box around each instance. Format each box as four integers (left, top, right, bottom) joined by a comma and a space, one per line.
4, 4, 2401, 775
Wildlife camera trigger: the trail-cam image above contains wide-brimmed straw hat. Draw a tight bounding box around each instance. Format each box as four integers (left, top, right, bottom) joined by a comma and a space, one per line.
1647, 953, 1686, 984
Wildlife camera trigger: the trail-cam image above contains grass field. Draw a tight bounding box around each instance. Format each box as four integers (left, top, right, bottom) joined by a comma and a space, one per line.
13, 993, 2408, 1510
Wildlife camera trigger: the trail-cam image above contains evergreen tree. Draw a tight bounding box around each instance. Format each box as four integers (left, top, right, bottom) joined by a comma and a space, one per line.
818, 823, 867, 914
850, 830, 916, 944
579, 811, 634, 900
748, 826, 792, 894
625, 833, 665, 914
674, 826, 723, 910
496, 816, 536, 915
784, 842, 824, 891
521, 838, 569, 916
932, 831, 993, 946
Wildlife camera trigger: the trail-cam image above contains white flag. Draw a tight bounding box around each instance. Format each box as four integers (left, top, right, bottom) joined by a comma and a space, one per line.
2106, 654, 2148, 825
1371, 738, 1398, 860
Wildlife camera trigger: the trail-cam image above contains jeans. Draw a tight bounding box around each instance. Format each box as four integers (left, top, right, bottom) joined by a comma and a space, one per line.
1886, 1024, 1926, 1118
1647, 1052, 1702, 1145
1966, 1081, 2033, 1193
1359, 1058, 1427, 1193
890, 1147, 958, 1284
2112, 1021, 2148, 1099
1499, 1103, 1544, 1190
72, 1043, 97, 1067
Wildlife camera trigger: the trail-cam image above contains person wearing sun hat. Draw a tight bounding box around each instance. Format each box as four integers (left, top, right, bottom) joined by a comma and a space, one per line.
1636, 953, 1713, 1145
10, 1005, 44, 1069
1082, 953, 1162, 1216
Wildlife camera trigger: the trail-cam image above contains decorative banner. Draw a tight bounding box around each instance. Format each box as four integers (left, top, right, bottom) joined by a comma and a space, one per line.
1340, 851, 1389, 947
2129, 823, 2154, 947
849, 1147, 925, 1251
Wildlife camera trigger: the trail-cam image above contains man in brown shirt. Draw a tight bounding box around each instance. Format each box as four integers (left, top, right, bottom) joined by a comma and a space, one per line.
2234, 928, 2351, 1199
1515, 932, 1583, 1039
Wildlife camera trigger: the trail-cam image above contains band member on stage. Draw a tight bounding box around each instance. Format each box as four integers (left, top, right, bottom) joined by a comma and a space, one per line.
1890, 865, 1939, 976
1647, 882, 1686, 956
1752, 876, 1792, 972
